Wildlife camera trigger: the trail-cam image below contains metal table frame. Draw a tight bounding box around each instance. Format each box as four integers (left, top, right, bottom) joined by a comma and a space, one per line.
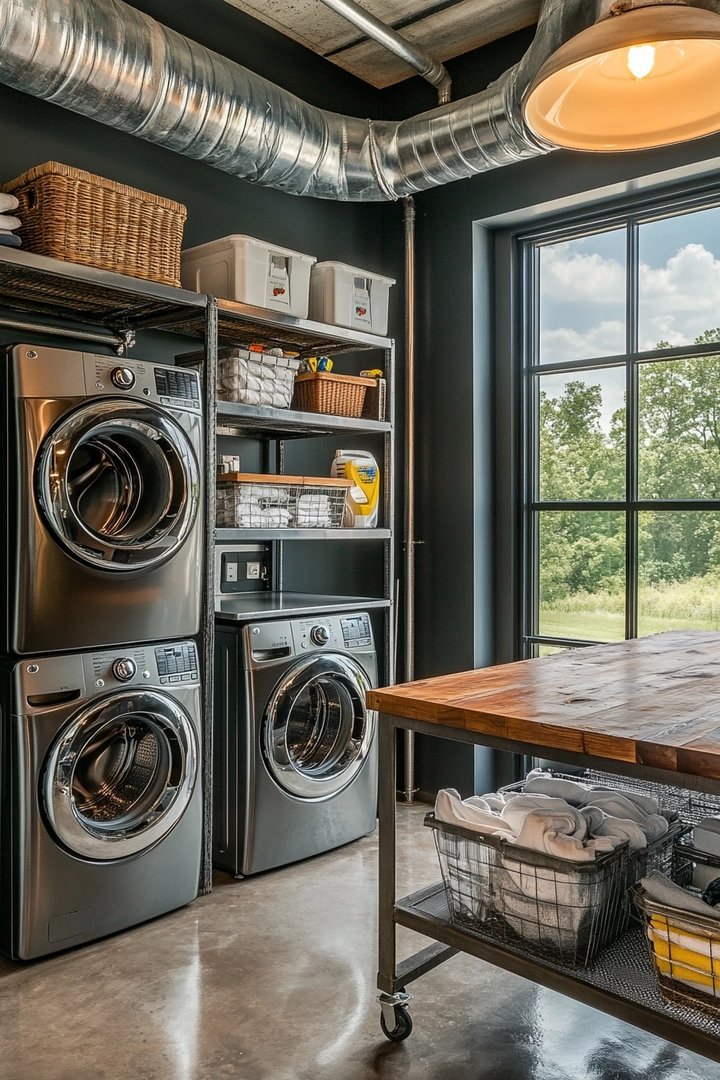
377, 711, 720, 1061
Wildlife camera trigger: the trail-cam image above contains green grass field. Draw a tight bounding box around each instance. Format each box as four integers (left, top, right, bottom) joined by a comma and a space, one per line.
540, 575, 720, 641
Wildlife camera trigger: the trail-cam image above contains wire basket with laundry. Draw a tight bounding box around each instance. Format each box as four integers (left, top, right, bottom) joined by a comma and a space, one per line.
428, 769, 686, 968
216, 473, 352, 529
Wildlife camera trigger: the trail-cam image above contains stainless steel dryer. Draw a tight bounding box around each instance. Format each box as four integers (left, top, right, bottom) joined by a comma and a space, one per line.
213, 612, 378, 876
1, 344, 203, 654
0, 640, 202, 960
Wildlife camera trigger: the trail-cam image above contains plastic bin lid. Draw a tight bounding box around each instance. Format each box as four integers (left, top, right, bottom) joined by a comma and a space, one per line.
181, 234, 317, 262
311, 260, 396, 286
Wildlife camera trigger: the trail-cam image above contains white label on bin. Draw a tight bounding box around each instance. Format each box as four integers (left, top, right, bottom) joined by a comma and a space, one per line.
352, 277, 371, 327
268, 254, 290, 306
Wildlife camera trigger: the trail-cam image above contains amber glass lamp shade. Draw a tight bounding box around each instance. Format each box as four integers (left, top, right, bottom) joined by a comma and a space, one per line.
523, 5, 720, 152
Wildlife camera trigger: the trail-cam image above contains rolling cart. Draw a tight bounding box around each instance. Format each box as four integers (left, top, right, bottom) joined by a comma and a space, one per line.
368, 630, 720, 1061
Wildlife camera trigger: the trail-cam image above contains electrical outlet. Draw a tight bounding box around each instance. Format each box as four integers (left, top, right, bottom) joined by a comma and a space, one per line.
225, 562, 238, 583
247, 562, 261, 580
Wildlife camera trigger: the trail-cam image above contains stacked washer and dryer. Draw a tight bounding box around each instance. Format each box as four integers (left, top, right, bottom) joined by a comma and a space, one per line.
0, 344, 205, 959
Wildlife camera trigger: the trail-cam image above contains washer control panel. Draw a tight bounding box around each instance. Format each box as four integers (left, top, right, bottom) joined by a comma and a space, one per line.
15, 641, 200, 704
154, 642, 200, 686
340, 613, 372, 649
81, 353, 201, 412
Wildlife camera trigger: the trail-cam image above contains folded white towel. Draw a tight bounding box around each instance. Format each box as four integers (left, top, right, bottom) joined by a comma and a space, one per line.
499, 793, 585, 835
524, 771, 662, 818
434, 788, 514, 836
0, 214, 21, 231
640, 871, 720, 919
515, 808, 611, 861
581, 791, 668, 842
0, 193, 19, 213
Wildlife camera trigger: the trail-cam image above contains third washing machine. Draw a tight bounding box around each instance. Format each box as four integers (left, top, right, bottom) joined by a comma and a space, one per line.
0, 344, 203, 654
213, 611, 378, 876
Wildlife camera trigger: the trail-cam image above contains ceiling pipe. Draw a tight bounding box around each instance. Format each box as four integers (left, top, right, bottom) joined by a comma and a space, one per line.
0, 0, 582, 203
316, 0, 452, 104
1, 0, 717, 202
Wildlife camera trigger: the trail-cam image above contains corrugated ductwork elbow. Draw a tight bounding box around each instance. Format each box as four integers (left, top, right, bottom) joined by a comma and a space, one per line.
0, 0, 678, 201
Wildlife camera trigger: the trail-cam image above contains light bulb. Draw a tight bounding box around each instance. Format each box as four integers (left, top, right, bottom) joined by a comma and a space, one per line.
627, 43, 656, 79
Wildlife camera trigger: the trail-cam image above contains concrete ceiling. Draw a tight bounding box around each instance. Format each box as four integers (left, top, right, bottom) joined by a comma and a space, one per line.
223, 0, 540, 88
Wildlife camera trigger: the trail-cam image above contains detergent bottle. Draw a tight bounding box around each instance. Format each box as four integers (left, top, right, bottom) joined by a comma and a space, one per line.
331, 450, 380, 528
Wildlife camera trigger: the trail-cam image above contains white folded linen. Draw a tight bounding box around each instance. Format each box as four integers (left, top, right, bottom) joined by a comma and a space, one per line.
0, 214, 21, 231
640, 871, 720, 920
0, 193, 19, 212
434, 788, 514, 836
499, 793, 587, 837
524, 770, 661, 818
514, 808, 612, 861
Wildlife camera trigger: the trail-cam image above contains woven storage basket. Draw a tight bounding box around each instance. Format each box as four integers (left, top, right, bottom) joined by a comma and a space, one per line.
3, 162, 186, 287
292, 372, 375, 418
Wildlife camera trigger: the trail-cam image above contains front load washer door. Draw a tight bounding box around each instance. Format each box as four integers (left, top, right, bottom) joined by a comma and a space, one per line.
43, 690, 198, 860
35, 399, 200, 570
263, 654, 375, 800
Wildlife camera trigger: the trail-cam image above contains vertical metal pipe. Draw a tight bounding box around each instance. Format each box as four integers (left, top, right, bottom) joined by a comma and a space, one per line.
402, 195, 417, 804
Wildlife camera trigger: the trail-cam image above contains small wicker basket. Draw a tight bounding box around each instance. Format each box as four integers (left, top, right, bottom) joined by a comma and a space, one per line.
292, 372, 375, 418
3, 162, 187, 287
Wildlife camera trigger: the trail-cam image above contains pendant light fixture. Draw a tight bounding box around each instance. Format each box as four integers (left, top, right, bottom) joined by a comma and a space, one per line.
523, 3, 720, 152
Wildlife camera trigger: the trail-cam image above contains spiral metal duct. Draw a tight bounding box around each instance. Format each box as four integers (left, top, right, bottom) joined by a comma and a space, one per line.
0, 0, 715, 201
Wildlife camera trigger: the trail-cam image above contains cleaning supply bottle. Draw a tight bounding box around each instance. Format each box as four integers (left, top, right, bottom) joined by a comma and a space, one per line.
331, 450, 380, 528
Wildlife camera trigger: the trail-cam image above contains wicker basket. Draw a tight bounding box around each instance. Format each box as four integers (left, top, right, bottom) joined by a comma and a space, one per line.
292, 372, 375, 418
3, 162, 186, 287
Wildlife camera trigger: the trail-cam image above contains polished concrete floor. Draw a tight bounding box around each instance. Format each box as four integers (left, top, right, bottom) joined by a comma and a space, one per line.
2, 804, 720, 1080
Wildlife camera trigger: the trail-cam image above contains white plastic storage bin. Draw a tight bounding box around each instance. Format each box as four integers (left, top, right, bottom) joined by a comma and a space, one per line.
181, 234, 317, 318
309, 261, 395, 335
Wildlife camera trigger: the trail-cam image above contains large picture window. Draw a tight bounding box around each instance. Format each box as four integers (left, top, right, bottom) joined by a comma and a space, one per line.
522, 197, 720, 656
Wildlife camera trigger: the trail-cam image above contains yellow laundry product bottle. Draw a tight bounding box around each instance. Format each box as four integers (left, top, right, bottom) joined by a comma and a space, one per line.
331, 449, 380, 528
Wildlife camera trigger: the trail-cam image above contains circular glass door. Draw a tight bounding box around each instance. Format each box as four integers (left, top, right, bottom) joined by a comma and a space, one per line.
263, 654, 375, 800
43, 690, 198, 860
35, 399, 200, 571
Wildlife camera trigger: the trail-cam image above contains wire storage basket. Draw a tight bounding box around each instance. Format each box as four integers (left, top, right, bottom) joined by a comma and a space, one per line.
216, 473, 351, 529
633, 882, 720, 1017
292, 372, 375, 418
3, 162, 186, 287
426, 813, 631, 968
427, 769, 688, 969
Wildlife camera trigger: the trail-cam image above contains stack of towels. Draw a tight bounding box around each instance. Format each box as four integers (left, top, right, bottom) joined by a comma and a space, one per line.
641, 871, 720, 998
217, 484, 292, 528
0, 192, 21, 248
435, 769, 670, 861
296, 493, 332, 528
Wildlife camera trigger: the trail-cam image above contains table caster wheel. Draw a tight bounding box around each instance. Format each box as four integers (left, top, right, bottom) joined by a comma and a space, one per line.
380, 1004, 413, 1042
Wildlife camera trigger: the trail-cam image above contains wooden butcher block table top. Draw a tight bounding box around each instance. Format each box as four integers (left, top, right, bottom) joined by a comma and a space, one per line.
367, 630, 720, 781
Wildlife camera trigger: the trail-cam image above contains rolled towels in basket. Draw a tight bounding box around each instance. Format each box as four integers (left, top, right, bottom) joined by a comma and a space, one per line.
0, 193, 19, 214
0, 214, 21, 233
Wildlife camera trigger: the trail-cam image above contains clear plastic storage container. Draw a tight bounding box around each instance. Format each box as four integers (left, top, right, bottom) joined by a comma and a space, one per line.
181, 234, 317, 317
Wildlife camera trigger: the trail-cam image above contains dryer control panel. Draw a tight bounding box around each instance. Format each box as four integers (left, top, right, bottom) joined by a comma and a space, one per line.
14, 640, 200, 706
245, 614, 374, 664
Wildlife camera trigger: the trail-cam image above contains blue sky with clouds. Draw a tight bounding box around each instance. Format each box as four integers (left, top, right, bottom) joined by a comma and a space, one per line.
538, 206, 720, 431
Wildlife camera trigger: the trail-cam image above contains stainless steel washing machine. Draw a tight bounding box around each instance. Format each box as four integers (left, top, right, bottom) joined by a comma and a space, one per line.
0, 344, 203, 654
0, 639, 202, 960
213, 612, 377, 876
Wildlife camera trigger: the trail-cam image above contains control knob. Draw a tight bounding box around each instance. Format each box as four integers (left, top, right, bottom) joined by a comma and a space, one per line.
112, 657, 137, 682
110, 366, 136, 390
310, 624, 330, 646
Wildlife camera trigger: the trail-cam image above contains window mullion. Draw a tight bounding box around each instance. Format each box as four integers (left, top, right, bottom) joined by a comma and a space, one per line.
626, 222, 639, 639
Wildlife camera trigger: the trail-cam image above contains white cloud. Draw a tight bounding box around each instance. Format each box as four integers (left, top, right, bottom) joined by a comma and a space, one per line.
540, 240, 720, 361
540, 244, 624, 301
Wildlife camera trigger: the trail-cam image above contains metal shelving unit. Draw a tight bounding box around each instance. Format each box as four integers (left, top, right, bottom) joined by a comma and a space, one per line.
200, 298, 396, 689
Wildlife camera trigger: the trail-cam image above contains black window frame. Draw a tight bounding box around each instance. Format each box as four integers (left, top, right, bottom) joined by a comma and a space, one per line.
518, 188, 720, 658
